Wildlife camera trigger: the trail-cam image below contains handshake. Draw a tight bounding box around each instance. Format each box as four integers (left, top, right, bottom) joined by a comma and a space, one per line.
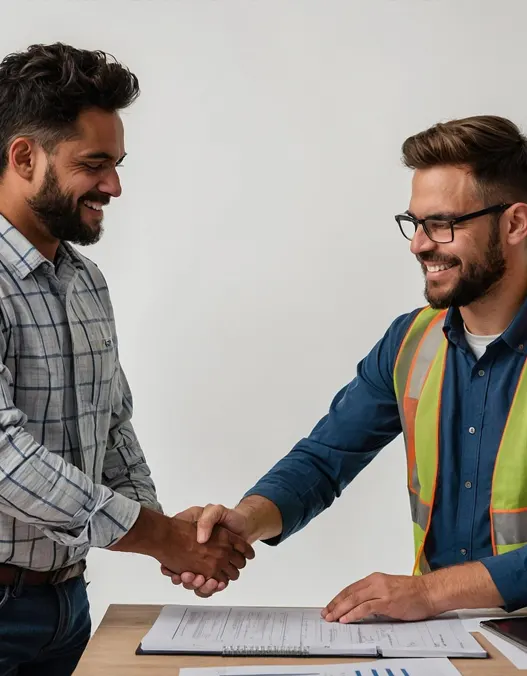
110, 496, 280, 598
160, 503, 255, 598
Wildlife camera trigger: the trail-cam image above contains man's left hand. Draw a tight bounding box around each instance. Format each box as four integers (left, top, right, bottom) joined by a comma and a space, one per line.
322, 572, 436, 623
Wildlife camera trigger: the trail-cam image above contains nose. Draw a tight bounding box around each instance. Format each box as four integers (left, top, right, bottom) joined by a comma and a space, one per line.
97, 167, 122, 199
410, 223, 436, 257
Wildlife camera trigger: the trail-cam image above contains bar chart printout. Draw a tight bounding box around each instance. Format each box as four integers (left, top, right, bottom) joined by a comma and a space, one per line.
179, 658, 461, 676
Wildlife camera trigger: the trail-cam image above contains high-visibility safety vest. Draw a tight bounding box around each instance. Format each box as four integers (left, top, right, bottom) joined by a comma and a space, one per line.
393, 306, 527, 575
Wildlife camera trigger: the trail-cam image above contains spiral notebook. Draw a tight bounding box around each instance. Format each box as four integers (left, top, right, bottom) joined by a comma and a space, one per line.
135, 604, 487, 658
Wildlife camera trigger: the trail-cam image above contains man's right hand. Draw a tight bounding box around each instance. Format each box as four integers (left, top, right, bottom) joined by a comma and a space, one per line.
161, 496, 282, 598
164, 516, 254, 584
109, 505, 254, 585
161, 504, 252, 596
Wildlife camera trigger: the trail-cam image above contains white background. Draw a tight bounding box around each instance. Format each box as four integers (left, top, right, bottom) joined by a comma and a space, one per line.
1, 0, 525, 631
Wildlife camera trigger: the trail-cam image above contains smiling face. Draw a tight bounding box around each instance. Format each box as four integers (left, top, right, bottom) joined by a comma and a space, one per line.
26, 107, 125, 245
408, 165, 508, 309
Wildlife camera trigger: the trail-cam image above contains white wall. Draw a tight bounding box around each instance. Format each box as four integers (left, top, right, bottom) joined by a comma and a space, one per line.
1, 0, 526, 631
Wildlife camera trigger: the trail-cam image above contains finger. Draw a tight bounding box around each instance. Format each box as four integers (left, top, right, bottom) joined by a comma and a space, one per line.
324, 577, 372, 615
197, 505, 225, 544
229, 550, 248, 570
339, 600, 386, 624
223, 563, 241, 582
325, 586, 377, 623
195, 579, 228, 598
183, 581, 197, 591
195, 579, 220, 596
161, 565, 177, 578
231, 534, 255, 559
194, 589, 215, 599
171, 575, 182, 586
175, 506, 204, 522
180, 572, 196, 585
213, 570, 229, 585
191, 575, 206, 589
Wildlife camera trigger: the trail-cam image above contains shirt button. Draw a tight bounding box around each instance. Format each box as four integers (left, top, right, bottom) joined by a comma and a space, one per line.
469, 426, 476, 434
478, 369, 485, 377
465, 481, 472, 489
460, 548, 467, 556
519, 344, 525, 351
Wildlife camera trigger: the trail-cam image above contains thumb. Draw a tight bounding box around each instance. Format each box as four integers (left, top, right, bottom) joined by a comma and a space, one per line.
197, 504, 226, 544
175, 506, 204, 523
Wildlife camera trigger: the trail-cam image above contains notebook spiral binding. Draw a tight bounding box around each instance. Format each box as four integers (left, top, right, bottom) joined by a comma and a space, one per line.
222, 645, 310, 657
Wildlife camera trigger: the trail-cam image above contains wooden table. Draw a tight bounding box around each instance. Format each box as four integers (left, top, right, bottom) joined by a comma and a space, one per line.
74, 604, 518, 675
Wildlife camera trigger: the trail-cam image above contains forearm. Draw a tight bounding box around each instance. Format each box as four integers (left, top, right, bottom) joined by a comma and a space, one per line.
108, 504, 169, 558
243, 443, 378, 544
423, 562, 504, 614
235, 495, 283, 543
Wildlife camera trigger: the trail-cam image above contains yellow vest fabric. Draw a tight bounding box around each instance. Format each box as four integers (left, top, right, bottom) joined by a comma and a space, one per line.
393, 306, 527, 575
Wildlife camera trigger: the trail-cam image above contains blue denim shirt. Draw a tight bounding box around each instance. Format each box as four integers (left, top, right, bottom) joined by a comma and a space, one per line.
245, 298, 527, 611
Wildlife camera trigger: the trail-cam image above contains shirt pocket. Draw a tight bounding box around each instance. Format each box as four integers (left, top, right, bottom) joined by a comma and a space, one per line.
73, 319, 118, 408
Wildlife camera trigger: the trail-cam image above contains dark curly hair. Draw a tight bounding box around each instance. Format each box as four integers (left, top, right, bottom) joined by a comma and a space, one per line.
0, 42, 140, 175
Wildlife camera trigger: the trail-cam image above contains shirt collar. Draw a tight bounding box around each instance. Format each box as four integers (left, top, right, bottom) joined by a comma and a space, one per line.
443, 298, 527, 356
56, 241, 85, 270
0, 215, 84, 280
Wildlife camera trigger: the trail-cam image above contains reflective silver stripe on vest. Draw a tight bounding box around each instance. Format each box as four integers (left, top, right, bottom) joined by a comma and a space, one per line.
396, 311, 446, 497
407, 318, 446, 399
493, 512, 527, 546
409, 489, 430, 531
410, 457, 421, 494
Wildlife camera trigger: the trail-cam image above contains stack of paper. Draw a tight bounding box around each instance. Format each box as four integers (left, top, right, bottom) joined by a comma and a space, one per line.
136, 605, 486, 659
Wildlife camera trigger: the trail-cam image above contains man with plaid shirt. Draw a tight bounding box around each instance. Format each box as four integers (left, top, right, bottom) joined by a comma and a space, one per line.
0, 43, 253, 675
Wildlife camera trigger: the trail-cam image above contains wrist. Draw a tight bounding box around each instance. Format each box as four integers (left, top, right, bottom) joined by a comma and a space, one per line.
420, 570, 449, 615
420, 562, 504, 615
108, 505, 171, 560
236, 495, 282, 543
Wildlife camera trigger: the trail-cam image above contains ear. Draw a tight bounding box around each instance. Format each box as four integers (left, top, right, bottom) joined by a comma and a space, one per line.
8, 137, 38, 180
505, 203, 527, 246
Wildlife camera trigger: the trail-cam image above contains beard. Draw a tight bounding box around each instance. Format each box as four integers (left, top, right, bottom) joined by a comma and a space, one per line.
421, 225, 506, 309
27, 165, 106, 246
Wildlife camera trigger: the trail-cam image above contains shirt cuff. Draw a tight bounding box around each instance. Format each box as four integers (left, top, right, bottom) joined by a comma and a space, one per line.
243, 483, 306, 546
39, 486, 141, 549
480, 550, 527, 612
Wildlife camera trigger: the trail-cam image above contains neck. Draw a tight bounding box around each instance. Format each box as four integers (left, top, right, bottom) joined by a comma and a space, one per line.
0, 193, 59, 262
459, 268, 527, 336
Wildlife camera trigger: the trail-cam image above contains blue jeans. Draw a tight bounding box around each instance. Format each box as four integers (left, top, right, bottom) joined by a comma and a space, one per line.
0, 575, 91, 676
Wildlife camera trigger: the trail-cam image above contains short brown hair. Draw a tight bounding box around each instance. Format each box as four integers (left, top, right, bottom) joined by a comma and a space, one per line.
402, 115, 527, 203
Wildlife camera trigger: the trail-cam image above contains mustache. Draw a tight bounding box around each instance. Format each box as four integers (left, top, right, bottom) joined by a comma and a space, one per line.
417, 252, 460, 266
79, 193, 110, 206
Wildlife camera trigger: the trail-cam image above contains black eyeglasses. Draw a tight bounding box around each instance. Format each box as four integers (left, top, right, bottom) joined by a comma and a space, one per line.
395, 203, 512, 243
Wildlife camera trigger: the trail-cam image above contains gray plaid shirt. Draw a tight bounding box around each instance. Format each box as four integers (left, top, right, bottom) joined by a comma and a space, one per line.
0, 216, 161, 571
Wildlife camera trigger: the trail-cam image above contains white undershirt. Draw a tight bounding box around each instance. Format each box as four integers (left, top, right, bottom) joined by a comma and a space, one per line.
464, 325, 501, 360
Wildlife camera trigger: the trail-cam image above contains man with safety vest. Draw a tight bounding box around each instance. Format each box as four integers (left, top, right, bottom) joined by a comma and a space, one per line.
165, 115, 527, 621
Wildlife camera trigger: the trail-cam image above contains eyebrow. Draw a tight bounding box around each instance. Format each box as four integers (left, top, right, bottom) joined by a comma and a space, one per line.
406, 209, 460, 220
80, 152, 127, 165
